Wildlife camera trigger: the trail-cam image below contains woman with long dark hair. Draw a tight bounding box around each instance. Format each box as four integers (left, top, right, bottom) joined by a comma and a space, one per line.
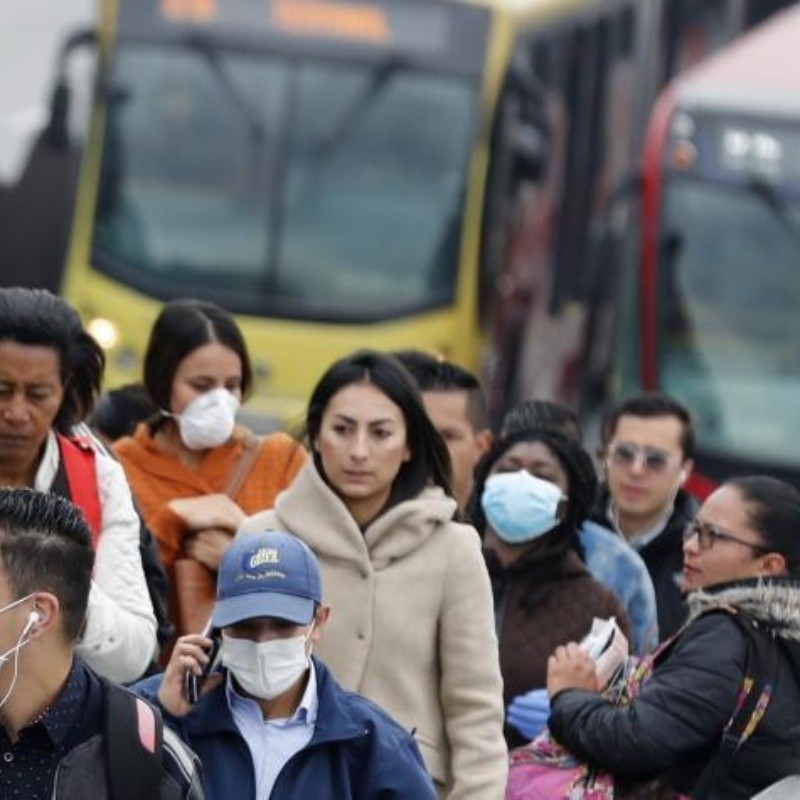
243, 350, 507, 798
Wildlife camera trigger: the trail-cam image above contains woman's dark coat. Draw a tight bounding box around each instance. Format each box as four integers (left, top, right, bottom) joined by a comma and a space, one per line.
549, 579, 800, 799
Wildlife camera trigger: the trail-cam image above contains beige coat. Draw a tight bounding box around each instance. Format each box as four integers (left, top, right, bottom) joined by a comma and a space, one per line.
242, 462, 507, 798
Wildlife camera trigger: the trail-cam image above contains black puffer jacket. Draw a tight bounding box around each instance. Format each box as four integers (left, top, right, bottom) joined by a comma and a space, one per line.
592, 487, 697, 640
549, 578, 800, 799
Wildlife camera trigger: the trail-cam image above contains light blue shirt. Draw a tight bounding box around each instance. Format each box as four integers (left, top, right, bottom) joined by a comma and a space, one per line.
227, 663, 318, 798
580, 520, 660, 654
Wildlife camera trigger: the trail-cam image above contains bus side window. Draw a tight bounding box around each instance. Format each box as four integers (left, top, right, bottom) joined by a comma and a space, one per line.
580, 7, 640, 403
478, 49, 548, 326
550, 21, 602, 315
507, 54, 549, 184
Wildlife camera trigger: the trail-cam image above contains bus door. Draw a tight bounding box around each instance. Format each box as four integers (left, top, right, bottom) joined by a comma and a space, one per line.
486, 3, 638, 417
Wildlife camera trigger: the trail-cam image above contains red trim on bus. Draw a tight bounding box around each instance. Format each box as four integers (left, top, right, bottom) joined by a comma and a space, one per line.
640, 90, 676, 390
685, 472, 718, 502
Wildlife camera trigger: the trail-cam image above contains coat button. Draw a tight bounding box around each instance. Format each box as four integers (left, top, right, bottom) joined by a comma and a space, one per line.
357, 631, 366, 640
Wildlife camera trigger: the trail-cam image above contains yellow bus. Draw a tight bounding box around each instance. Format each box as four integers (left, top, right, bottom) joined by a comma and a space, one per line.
47, 0, 781, 428
50, 0, 608, 428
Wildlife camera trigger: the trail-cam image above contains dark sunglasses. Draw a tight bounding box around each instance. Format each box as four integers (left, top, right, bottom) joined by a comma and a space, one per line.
683, 520, 771, 554
607, 442, 678, 473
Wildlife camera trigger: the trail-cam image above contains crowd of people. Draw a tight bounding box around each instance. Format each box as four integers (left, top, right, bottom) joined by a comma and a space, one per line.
0, 286, 799, 799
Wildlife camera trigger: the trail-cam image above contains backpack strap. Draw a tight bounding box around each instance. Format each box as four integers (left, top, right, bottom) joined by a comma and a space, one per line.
691, 612, 781, 799
104, 681, 164, 800
55, 433, 102, 547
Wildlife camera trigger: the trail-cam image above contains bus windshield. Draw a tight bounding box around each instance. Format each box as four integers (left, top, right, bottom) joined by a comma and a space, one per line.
657, 173, 800, 468
92, 43, 478, 321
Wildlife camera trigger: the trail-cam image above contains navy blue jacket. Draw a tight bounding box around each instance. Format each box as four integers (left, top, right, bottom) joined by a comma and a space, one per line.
134, 658, 436, 800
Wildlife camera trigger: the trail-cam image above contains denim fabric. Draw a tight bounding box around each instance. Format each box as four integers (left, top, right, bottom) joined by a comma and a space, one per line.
579, 521, 659, 653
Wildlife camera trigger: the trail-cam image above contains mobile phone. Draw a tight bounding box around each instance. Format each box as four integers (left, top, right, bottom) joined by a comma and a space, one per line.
183, 627, 222, 704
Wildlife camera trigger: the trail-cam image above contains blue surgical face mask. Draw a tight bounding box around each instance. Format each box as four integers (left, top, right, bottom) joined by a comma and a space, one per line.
481, 470, 565, 544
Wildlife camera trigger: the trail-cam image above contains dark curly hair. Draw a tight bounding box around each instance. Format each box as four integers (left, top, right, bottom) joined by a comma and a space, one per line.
0, 288, 105, 432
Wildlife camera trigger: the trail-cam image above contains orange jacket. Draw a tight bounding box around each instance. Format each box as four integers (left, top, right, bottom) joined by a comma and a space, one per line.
115, 424, 306, 571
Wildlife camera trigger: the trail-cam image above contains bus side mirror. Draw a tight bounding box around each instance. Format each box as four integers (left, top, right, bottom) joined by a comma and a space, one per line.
43, 28, 97, 149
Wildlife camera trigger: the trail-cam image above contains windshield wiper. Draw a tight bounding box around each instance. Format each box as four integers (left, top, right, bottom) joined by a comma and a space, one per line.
312, 53, 408, 163
183, 31, 270, 155
747, 176, 800, 250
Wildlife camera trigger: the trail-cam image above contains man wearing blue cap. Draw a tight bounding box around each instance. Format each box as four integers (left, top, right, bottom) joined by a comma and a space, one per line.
134, 530, 436, 800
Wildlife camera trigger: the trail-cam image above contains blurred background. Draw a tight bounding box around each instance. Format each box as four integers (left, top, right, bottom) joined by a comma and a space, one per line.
1, 0, 798, 494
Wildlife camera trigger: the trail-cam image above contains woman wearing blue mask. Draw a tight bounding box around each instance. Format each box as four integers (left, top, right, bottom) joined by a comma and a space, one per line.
466, 428, 631, 748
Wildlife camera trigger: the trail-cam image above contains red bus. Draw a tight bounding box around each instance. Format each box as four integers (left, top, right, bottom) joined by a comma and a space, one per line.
483, 0, 793, 415
612, 5, 800, 492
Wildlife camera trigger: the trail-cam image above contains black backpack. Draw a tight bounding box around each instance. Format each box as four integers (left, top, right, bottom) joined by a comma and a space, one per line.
104, 682, 164, 800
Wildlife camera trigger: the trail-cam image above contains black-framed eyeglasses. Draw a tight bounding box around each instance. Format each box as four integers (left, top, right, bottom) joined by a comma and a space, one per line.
607, 442, 679, 473
682, 520, 771, 554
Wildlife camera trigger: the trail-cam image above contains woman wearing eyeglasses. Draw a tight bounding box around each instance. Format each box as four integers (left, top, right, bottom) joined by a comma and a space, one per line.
546, 476, 800, 798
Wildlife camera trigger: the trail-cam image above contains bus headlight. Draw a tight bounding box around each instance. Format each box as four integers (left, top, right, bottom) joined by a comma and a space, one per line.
87, 317, 121, 351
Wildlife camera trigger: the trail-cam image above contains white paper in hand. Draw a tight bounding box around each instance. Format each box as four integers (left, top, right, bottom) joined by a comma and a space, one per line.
579, 617, 629, 689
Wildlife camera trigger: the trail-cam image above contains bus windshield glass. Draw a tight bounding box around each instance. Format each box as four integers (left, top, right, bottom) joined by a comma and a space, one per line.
92, 40, 480, 321
657, 120, 800, 467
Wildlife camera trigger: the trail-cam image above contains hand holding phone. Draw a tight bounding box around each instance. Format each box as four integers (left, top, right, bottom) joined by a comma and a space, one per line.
184, 629, 222, 704
157, 629, 223, 718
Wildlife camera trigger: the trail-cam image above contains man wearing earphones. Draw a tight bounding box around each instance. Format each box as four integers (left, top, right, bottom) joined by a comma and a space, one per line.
135, 529, 436, 800
592, 394, 698, 641
0, 488, 203, 799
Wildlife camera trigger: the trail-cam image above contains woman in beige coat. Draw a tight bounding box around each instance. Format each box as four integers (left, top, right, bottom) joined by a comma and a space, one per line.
242, 350, 507, 798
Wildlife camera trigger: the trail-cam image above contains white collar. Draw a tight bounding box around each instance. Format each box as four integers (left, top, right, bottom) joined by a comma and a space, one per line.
608, 496, 675, 550
33, 430, 60, 492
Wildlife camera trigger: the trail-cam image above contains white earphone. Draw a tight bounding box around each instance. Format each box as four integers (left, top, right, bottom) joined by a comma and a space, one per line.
24, 610, 42, 633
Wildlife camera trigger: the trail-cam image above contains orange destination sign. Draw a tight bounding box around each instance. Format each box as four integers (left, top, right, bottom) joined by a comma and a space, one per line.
271, 0, 390, 43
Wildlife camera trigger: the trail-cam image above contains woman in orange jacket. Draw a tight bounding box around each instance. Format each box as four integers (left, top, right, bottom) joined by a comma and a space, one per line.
115, 300, 305, 633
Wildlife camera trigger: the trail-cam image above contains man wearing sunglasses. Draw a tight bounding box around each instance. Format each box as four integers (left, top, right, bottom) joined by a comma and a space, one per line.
592, 394, 697, 641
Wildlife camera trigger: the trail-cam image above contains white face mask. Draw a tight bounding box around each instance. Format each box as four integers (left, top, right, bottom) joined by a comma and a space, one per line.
221, 626, 312, 700
175, 388, 239, 451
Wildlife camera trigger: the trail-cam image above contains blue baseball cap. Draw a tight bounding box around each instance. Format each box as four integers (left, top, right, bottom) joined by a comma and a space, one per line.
211, 531, 322, 628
